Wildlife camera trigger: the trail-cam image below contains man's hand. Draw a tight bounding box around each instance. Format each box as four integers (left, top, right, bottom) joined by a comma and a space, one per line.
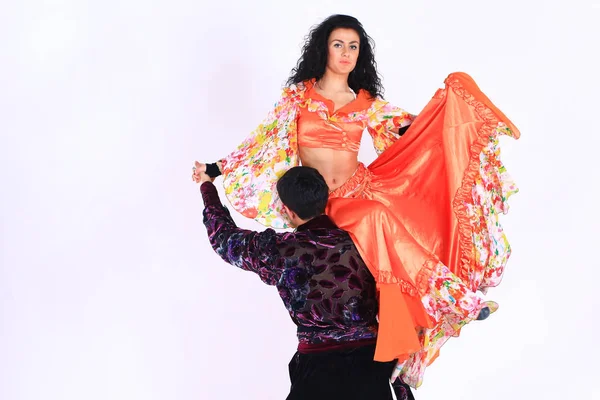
192, 161, 206, 183
197, 170, 214, 184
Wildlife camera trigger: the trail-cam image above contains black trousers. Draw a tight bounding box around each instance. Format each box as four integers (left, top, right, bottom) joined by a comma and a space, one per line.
287, 344, 415, 400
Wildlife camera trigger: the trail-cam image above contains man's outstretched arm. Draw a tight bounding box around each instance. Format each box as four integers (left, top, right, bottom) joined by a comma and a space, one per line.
200, 180, 282, 285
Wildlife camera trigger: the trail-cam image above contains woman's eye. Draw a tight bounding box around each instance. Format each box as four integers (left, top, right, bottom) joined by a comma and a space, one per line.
350, 45, 358, 50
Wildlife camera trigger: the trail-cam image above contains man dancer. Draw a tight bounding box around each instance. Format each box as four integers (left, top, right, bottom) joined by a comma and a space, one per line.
197, 166, 414, 400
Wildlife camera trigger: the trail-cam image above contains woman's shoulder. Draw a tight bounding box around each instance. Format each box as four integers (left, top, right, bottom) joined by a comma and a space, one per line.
274, 80, 312, 105
284, 79, 312, 95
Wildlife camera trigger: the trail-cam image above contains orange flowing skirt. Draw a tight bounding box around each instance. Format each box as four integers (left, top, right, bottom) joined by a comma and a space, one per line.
326, 72, 520, 374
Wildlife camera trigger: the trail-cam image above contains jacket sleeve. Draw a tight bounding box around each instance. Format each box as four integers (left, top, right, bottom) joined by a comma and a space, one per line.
200, 182, 283, 285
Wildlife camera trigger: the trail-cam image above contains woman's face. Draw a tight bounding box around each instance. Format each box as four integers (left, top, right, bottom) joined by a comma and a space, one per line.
326, 28, 360, 76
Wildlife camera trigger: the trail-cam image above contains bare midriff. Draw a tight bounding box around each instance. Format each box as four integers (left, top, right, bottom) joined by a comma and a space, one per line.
299, 146, 359, 191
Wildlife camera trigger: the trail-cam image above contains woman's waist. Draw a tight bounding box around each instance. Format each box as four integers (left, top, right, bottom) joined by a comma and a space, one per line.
326, 163, 371, 197
299, 149, 360, 190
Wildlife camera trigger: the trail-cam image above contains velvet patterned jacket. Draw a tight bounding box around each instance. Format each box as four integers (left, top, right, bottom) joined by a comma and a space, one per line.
201, 181, 379, 346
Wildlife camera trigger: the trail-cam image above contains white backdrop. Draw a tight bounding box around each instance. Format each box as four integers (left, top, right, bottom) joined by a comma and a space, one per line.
1, 0, 599, 399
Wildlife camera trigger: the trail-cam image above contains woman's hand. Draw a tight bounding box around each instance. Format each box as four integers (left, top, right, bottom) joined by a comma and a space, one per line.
390, 359, 405, 383
192, 161, 206, 183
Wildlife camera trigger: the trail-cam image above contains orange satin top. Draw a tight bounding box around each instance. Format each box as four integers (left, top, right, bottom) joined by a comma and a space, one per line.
297, 81, 375, 153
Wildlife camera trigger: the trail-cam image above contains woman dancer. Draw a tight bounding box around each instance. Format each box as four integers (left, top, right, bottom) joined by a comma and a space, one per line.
193, 14, 519, 387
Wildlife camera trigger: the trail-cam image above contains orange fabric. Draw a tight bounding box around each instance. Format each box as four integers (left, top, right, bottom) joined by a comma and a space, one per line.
326, 72, 519, 362
297, 80, 374, 152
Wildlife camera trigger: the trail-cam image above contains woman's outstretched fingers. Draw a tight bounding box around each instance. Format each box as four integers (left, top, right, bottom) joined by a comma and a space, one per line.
390, 360, 405, 383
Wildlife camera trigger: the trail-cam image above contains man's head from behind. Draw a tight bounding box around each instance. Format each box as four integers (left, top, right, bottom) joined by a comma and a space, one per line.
276, 166, 329, 227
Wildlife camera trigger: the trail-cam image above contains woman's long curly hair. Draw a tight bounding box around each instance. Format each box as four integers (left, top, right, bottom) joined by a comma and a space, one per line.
286, 14, 384, 99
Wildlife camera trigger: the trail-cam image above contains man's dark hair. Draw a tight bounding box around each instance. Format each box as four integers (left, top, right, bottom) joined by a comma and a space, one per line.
276, 166, 329, 220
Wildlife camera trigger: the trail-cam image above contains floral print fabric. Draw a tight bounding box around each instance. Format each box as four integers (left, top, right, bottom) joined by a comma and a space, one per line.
219, 82, 414, 229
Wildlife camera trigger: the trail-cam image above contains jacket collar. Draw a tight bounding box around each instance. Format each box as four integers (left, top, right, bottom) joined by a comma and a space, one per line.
295, 215, 339, 232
